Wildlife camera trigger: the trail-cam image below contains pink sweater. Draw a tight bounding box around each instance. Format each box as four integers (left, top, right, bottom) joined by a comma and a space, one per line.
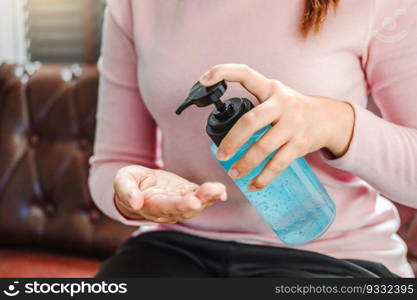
88, 0, 417, 277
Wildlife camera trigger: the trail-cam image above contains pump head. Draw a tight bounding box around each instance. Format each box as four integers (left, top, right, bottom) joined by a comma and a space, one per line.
176, 80, 254, 146
175, 81, 228, 115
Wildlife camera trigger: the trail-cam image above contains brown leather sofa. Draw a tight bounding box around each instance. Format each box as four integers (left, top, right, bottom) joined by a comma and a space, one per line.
0, 63, 416, 277
0, 63, 134, 277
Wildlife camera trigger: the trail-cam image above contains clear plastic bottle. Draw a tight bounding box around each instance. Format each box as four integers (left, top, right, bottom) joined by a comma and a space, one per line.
211, 125, 335, 245
176, 81, 336, 246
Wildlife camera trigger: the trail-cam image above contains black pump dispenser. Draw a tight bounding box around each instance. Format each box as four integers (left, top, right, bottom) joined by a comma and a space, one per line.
176, 81, 254, 146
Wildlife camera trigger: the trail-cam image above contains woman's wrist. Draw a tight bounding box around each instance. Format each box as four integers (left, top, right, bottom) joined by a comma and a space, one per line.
324, 99, 355, 158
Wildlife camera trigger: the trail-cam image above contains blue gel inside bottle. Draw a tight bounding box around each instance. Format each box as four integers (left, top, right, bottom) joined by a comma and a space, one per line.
211, 125, 336, 245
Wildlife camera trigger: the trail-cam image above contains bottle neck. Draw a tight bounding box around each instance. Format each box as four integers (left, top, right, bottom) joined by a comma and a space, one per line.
206, 97, 254, 146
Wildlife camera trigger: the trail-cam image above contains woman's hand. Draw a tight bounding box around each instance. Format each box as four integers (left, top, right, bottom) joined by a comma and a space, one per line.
113, 165, 227, 223
199, 64, 355, 191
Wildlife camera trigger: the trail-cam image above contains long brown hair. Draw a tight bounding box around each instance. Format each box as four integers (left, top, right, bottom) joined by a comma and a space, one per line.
301, 0, 340, 37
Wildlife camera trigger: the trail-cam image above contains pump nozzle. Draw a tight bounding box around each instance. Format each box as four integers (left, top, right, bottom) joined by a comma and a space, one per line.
176, 80, 254, 145
175, 81, 227, 115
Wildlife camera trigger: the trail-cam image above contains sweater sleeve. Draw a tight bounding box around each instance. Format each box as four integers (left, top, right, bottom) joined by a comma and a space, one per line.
88, 1, 158, 226
321, 0, 417, 208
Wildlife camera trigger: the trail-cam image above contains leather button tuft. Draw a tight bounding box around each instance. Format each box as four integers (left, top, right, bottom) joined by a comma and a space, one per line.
89, 210, 100, 222
29, 134, 40, 147
44, 203, 55, 216
78, 138, 90, 151
61, 64, 83, 82
14, 62, 42, 79
70, 64, 83, 78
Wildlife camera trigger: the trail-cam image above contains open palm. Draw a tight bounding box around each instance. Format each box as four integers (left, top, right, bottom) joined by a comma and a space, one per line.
114, 166, 227, 223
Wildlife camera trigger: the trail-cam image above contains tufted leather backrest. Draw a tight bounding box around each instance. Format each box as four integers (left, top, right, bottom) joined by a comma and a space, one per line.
0, 63, 134, 258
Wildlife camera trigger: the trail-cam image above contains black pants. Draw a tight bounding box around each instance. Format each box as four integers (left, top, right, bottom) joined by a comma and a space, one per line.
95, 230, 398, 278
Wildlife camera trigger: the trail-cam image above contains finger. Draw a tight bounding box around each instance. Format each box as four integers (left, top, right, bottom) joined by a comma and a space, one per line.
199, 64, 274, 102
138, 204, 180, 223
216, 99, 281, 161
161, 182, 201, 214
195, 182, 227, 204
181, 210, 202, 220
142, 192, 216, 223
113, 172, 145, 211
230, 122, 293, 179
139, 173, 158, 190
175, 194, 203, 212
143, 191, 202, 217
249, 140, 301, 191
141, 213, 177, 224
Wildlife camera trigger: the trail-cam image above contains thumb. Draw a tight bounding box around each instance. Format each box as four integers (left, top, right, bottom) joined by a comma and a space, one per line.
114, 173, 145, 211
125, 188, 145, 211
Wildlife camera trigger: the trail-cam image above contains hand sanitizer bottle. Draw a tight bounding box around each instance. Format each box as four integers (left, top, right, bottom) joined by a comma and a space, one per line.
176, 81, 335, 245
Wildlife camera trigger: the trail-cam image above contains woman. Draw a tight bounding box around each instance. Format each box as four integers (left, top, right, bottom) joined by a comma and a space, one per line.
89, 0, 417, 277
